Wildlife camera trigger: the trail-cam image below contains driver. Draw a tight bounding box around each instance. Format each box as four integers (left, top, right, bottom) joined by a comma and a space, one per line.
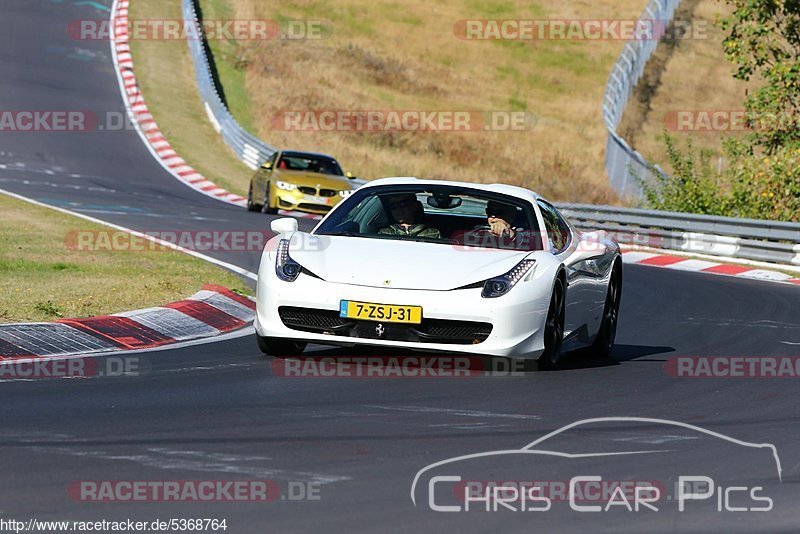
475, 200, 519, 238
461, 200, 529, 249
379, 193, 442, 238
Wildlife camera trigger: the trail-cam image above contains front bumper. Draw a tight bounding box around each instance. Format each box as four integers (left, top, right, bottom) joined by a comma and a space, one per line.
274, 189, 341, 214
255, 265, 554, 359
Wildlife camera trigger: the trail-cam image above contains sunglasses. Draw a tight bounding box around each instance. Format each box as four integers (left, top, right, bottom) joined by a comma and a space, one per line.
389, 198, 415, 210
486, 208, 514, 218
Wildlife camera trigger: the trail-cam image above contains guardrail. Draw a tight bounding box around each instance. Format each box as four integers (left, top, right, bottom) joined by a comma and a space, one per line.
182, 0, 676, 193
178, 0, 797, 267
182, 0, 276, 169
603, 0, 681, 197
558, 204, 800, 266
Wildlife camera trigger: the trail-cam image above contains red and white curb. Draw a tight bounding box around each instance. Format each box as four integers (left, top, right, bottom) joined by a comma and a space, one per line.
0, 285, 254, 360
109, 0, 322, 222
622, 248, 800, 286
110, 0, 247, 208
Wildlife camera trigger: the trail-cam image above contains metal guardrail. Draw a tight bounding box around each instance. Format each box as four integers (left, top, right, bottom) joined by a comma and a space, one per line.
178, 0, 797, 267
559, 204, 800, 266
182, 0, 276, 169
183, 0, 677, 194
603, 0, 681, 197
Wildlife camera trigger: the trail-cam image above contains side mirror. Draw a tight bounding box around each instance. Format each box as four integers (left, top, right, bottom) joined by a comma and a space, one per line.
270, 217, 298, 234
346, 171, 357, 179
568, 232, 609, 262
262, 161, 273, 170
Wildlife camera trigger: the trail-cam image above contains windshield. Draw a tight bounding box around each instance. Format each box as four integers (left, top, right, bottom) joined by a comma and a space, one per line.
276, 152, 343, 176
314, 184, 543, 251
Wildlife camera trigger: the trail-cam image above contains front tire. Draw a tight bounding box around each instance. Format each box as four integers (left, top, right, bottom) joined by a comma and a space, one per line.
257, 335, 306, 356
589, 262, 622, 359
247, 183, 263, 212
264, 183, 278, 214
538, 276, 565, 370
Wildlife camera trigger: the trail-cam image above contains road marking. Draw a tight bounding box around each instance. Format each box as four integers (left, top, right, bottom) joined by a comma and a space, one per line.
33, 445, 350, 485
74, 0, 111, 11
367, 405, 540, 420
0, 187, 256, 281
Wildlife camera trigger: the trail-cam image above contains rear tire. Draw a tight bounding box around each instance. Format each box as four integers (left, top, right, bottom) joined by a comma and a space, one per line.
264, 183, 278, 214
247, 183, 263, 212
538, 277, 565, 371
589, 262, 622, 360
257, 335, 306, 356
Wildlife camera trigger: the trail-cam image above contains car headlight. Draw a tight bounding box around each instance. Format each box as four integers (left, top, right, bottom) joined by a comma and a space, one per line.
339, 189, 353, 198
275, 180, 297, 191
275, 239, 301, 282
481, 259, 536, 298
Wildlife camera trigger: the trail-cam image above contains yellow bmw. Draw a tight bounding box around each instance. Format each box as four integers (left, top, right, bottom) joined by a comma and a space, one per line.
247, 150, 358, 215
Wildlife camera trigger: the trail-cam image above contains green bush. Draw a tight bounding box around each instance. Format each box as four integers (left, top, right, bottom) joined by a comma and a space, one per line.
640, 134, 730, 216
641, 1, 800, 222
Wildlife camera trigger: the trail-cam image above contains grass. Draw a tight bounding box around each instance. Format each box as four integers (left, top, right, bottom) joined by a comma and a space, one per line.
200, 0, 662, 204
617, 0, 757, 175
129, 0, 670, 204
128, 0, 253, 195
197, 0, 258, 134
0, 194, 250, 323
128, 0, 746, 204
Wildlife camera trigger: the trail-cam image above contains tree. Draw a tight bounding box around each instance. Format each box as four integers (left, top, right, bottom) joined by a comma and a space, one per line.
720, 0, 800, 152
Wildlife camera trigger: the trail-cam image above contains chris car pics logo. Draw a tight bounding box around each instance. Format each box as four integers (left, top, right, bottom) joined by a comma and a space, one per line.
410, 417, 781, 513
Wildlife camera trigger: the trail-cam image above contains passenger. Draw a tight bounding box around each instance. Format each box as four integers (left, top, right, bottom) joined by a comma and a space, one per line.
379, 194, 442, 239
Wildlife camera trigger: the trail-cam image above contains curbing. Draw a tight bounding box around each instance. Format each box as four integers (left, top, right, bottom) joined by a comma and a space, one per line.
110, 0, 248, 208
109, 0, 321, 220
621, 247, 800, 286
110, 0, 798, 271
0, 285, 254, 360
0, 250, 796, 361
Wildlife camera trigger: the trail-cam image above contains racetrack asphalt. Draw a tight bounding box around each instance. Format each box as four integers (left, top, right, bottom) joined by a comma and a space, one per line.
1, 0, 800, 531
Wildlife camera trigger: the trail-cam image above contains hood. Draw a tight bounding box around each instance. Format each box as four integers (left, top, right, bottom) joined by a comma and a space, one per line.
273, 169, 353, 190
288, 233, 531, 290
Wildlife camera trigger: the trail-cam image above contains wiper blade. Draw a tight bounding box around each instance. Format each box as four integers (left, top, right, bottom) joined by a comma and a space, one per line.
324, 231, 358, 237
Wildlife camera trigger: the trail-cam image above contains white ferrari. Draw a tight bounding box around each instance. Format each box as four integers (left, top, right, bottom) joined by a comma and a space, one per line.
255, 178, 622, 368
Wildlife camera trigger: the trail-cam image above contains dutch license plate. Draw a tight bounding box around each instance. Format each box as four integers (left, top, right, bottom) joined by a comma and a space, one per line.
339, 300, 422, 324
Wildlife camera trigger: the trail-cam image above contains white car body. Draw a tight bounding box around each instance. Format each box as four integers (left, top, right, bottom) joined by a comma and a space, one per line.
255, 177, 621, 363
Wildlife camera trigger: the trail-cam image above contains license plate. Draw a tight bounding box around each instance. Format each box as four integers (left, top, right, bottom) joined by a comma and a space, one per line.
303, 194, 323, 203
339, 300, 422, 324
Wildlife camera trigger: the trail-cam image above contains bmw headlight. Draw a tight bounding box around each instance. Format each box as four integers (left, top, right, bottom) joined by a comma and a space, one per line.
481, 259, 536, 298
339, 189, 353, 198
275, 180, 297, 191
275, 239, 301, 282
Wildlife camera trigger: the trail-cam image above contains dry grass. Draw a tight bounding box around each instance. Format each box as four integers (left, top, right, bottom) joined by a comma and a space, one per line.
210, 0, 664, 204
0, 194, 250, 323
618, 0, 757, 170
